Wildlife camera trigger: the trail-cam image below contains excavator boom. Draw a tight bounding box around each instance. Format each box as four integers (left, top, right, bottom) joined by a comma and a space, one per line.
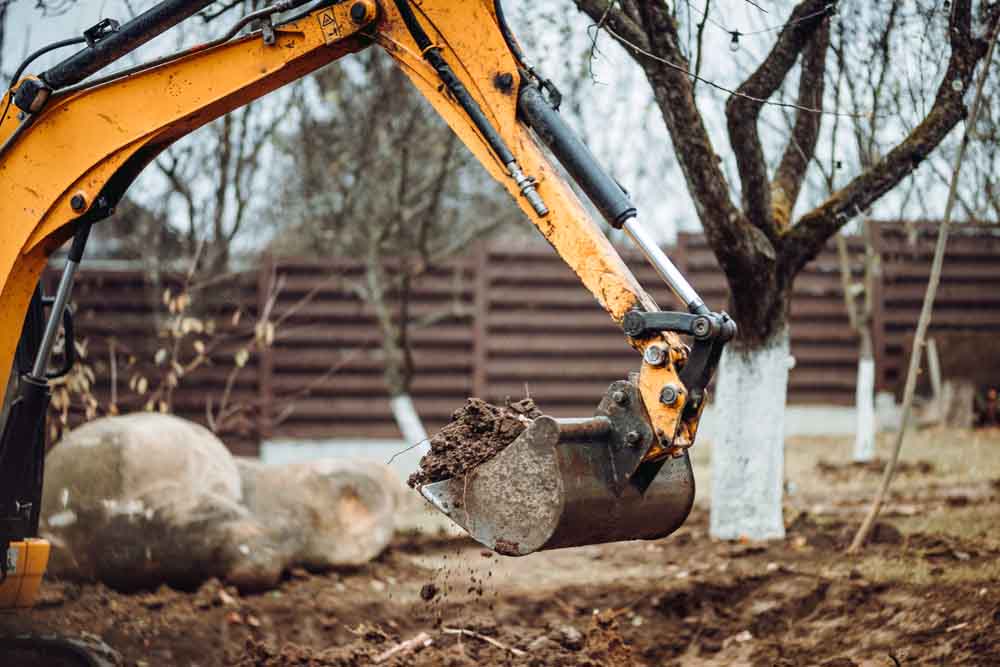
0, 0, 733, 614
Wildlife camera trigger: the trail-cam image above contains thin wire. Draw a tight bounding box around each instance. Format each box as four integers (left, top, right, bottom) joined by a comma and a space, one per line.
684, 0, 729, 32
602, 24, 874, 118
743, 3, 835, 36
683, 1, 834, 37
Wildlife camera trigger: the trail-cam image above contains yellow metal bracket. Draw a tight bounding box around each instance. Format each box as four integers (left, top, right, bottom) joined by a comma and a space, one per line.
0, 540, 50, 610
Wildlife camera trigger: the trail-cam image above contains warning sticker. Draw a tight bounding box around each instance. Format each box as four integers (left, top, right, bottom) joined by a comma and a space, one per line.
317, 9, 342, 44
4, 547, 16, 574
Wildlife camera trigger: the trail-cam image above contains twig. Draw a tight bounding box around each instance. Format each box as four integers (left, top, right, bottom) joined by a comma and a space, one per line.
373, 632, 433, 664
386, 438, 429, 465
441, 628, 527, 657
847, 15, 999, 554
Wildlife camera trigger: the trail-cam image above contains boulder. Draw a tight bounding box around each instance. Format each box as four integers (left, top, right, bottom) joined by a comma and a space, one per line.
40, 413, 398, 591
237, 458, 397, 570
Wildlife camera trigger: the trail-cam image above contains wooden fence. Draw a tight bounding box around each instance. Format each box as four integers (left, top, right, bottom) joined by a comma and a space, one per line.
52, 223, 1000, 455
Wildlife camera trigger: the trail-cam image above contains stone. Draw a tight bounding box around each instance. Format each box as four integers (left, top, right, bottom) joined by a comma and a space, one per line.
236, 458, 398, 569
40, 413, 398, 592
40, 413, 256, 591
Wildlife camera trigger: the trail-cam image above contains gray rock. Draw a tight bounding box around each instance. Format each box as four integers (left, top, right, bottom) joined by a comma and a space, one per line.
40, 413, 397, 591
236, 458, 397, 569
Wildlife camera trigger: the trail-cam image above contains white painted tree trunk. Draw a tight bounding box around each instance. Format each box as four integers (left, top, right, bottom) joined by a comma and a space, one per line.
710, 331, 791, 541
390, 393, 429, 454
852, 357, 877, 462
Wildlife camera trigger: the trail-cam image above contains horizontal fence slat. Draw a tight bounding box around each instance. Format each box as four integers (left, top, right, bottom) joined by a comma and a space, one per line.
46, 222, 998, 453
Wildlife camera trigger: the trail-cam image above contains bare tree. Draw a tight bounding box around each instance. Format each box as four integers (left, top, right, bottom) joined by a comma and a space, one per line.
571, 0, 1000, 539
273, 49, 520, 444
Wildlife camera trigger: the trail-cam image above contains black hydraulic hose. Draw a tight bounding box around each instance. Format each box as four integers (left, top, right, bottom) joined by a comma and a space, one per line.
391, 0, 516, 167
9, 37, 87, 91
55, 0, 314, 98
494, 0, 527, 65
0, 37, 86, 128
42, 0, 216, 90
517, 84, 636, 228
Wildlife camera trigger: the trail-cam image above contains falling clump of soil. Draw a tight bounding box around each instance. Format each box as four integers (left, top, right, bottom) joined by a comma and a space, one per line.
408, 398, 541, 488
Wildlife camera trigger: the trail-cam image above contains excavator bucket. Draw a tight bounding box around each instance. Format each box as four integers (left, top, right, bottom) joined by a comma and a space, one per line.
417, 381, 695, 556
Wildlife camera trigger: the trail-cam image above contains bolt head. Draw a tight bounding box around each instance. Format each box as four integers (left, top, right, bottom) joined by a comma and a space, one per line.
659, 385, 680, 406
643, 345, 667, 366
692, 317, 711, 338
70, 194, 87, 212
625, 430, 642, 447
611, 390, 628, 405
350, 2, 369, 23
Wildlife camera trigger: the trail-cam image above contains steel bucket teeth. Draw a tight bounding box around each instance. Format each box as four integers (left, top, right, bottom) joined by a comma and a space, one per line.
418, 409, 695, 556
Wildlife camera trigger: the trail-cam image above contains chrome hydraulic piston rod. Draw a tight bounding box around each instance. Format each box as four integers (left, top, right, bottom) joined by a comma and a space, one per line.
516, 84, 706, 314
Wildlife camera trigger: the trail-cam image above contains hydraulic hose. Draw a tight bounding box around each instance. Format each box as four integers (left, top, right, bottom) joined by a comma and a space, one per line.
42, 0, 216, 89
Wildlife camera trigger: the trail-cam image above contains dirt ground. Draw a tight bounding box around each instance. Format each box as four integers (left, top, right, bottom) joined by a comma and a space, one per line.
3, 428, 1000, 667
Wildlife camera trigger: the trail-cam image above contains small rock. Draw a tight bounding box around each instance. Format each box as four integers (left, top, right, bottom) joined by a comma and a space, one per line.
289, 567, 310, 580
141, 596, 165, 610
556, 626, 583, 650
419, 583, 439, 601
218, 589, 239, 607
723, 629, 753, 647
870, 522, 903, 545
35, 588, 66, 608
527, 635, 560, 652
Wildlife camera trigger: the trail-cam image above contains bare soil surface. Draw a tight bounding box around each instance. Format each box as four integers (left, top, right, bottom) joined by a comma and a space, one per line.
3, 429, 1000, 667
407, 398, 541, 487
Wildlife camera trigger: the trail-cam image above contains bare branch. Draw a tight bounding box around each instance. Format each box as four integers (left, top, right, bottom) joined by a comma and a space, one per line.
782, 0, 998, 274
772, 17, 830, 229
726, 0, 834, 241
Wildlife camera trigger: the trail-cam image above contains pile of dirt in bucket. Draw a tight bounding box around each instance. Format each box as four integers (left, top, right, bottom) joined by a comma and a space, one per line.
407, 398, 541, 488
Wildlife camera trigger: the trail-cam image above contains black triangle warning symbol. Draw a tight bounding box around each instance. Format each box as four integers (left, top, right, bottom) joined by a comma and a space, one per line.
321, 14, 336, 26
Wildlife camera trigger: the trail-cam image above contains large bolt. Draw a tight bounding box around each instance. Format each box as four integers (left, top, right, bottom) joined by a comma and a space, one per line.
350, 2, 370, 23
70, 194, 87, 212
643, 344, 667, 366
611, 390, 628, 406
625, 431, 642, 447
692, 316, 712, 339
659, 384, 680, 406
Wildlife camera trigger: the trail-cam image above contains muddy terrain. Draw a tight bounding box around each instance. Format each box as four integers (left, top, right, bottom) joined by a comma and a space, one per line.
3, 428, 999, 666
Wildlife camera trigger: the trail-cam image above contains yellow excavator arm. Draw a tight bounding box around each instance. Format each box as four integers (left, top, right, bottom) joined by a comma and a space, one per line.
0, 0, 734, 606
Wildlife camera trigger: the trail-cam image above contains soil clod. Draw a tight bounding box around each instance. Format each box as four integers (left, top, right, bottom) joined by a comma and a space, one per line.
408, 398, 541, 487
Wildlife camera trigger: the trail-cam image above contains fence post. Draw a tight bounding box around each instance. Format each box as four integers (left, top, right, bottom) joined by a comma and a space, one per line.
868, 220, 887, 392
675, 231, 688, 274
472, 242, 489, 399
257, 251, 276, 447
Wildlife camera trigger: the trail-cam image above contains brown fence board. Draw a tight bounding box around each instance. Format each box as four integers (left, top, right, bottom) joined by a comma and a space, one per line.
51, 222, 999, 453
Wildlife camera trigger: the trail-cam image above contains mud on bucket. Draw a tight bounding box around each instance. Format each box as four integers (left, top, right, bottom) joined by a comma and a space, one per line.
417, 381, 695, 556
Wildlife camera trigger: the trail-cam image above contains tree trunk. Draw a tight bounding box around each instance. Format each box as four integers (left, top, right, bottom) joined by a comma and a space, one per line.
852, 330, 876, 462
390, 393, 429, 451
710, 329, 791, 541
